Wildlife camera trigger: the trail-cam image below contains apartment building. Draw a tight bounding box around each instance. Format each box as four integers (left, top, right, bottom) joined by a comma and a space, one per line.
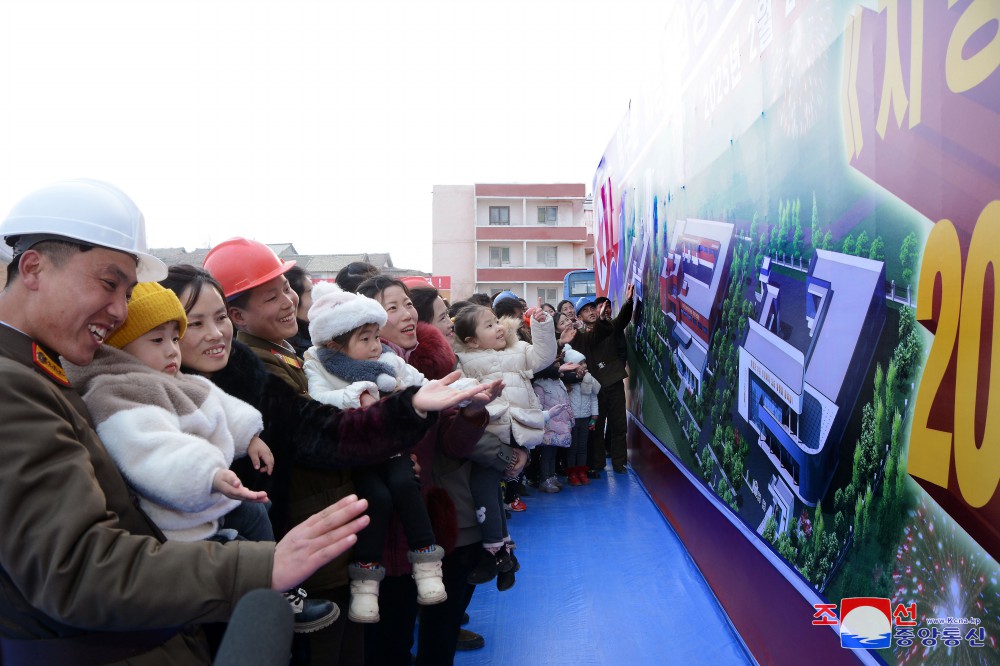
432, 183, 593, 302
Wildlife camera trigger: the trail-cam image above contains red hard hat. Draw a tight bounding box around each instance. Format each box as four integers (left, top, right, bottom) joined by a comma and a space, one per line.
400, 275, 433, 290
203, 237, 296, 299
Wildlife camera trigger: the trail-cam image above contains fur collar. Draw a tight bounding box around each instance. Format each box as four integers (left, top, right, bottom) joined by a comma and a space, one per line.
64, 345, 214, 424
407, 322, 457, 380
65, 344, 161, 393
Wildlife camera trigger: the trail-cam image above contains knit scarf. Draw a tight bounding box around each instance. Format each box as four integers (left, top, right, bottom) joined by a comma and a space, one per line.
317, 345, 395, 384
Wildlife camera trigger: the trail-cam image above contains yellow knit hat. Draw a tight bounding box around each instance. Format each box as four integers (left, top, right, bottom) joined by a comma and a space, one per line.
106, 282, 188, 349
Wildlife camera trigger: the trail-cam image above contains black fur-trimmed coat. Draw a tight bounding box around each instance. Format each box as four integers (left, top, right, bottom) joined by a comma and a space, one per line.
207, 339, 435, 541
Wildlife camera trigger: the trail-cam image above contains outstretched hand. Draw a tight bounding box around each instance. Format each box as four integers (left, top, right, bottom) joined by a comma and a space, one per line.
271, 495, 369, 592
412, 370, 491, 413
460, 378, 504, 418
213, 469, 269, 503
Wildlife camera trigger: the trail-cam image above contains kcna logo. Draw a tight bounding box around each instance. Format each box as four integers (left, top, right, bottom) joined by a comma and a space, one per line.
812, 597, 915, 649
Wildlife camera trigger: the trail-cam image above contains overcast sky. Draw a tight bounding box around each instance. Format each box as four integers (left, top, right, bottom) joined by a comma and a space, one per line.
1, 0, 668, 271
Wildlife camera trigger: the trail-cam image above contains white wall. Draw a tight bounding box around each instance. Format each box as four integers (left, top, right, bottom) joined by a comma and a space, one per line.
432, 185, 476, 299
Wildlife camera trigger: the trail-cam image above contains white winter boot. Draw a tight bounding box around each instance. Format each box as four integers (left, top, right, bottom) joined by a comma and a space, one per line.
348, 563, 385, 623
409, 545, 447, 606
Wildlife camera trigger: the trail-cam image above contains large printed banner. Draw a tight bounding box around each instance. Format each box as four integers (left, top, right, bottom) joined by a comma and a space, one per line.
595, 1, 999, 661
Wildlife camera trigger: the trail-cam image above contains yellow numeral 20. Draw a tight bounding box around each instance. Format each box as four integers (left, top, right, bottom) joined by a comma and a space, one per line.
908, 202, 1000, 508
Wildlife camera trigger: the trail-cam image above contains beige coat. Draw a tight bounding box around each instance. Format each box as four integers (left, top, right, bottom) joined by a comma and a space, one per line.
453, 315, 557, 448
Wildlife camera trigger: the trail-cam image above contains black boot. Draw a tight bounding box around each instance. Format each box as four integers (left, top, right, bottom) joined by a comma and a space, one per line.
496, 544, 518, 591
467, 548, 499, 584
284, 587, 339, 633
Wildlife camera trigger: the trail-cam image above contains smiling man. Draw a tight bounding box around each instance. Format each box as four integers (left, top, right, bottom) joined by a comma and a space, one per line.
0, 180, 369, 665
204, 237, 307, 391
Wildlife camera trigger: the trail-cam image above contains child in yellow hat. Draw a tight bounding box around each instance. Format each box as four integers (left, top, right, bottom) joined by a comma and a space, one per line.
65, 282, 339, 634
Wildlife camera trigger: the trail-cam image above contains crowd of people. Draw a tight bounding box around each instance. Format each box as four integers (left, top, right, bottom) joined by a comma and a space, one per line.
0, 179, 633, 666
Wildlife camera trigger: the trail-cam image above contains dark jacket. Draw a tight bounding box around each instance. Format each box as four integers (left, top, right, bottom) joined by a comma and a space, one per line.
380, 323, 487, 576
571, 297, 634, 387
209, 335, 435, 591
0, 325, 272, 665
427, 318, 526, 548
533, 331, 582, 385
287, 319, 312, 358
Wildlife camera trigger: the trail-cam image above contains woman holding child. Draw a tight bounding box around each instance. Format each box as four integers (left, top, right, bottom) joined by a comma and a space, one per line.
161, 242, 491, 666
354, 276, 513, 666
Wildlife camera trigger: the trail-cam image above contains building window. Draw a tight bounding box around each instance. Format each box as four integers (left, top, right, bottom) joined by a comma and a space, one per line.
537, 206, 558, 225
537, 246, 557, 267
537, 288, 558, 303
489, 206, 510, 225
489, 246, 510, 267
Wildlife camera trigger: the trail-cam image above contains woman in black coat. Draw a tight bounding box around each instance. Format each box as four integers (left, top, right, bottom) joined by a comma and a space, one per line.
162, 265, 487, 666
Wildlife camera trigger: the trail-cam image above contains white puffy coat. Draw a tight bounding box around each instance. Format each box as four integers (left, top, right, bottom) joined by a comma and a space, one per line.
453, 314, 557, 448
303, 347, 426, 409
568, 371, 600, 420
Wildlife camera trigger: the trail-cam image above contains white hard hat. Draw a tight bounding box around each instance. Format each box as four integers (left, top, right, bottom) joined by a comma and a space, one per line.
1, 179, 166, 281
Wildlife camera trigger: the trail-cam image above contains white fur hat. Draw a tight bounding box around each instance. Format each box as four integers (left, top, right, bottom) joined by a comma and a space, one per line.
308, 281, 387, 345
562, 344, 586, 365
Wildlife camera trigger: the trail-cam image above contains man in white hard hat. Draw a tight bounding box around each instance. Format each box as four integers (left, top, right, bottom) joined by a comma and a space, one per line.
0, 180, 369, 664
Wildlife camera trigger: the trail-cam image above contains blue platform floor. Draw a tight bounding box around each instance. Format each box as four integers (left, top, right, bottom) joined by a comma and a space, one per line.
454, 467, 754, 665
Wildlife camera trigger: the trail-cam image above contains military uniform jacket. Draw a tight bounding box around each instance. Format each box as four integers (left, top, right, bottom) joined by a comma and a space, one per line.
0, 324, 273, 663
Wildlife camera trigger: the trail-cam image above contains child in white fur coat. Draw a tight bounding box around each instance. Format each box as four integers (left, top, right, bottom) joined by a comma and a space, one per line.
65, 282, 274, 543
65, 282, 338, 633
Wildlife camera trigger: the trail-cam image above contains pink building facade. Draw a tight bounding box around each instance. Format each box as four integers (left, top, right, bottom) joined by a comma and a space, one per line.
432, 183, 593, 302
